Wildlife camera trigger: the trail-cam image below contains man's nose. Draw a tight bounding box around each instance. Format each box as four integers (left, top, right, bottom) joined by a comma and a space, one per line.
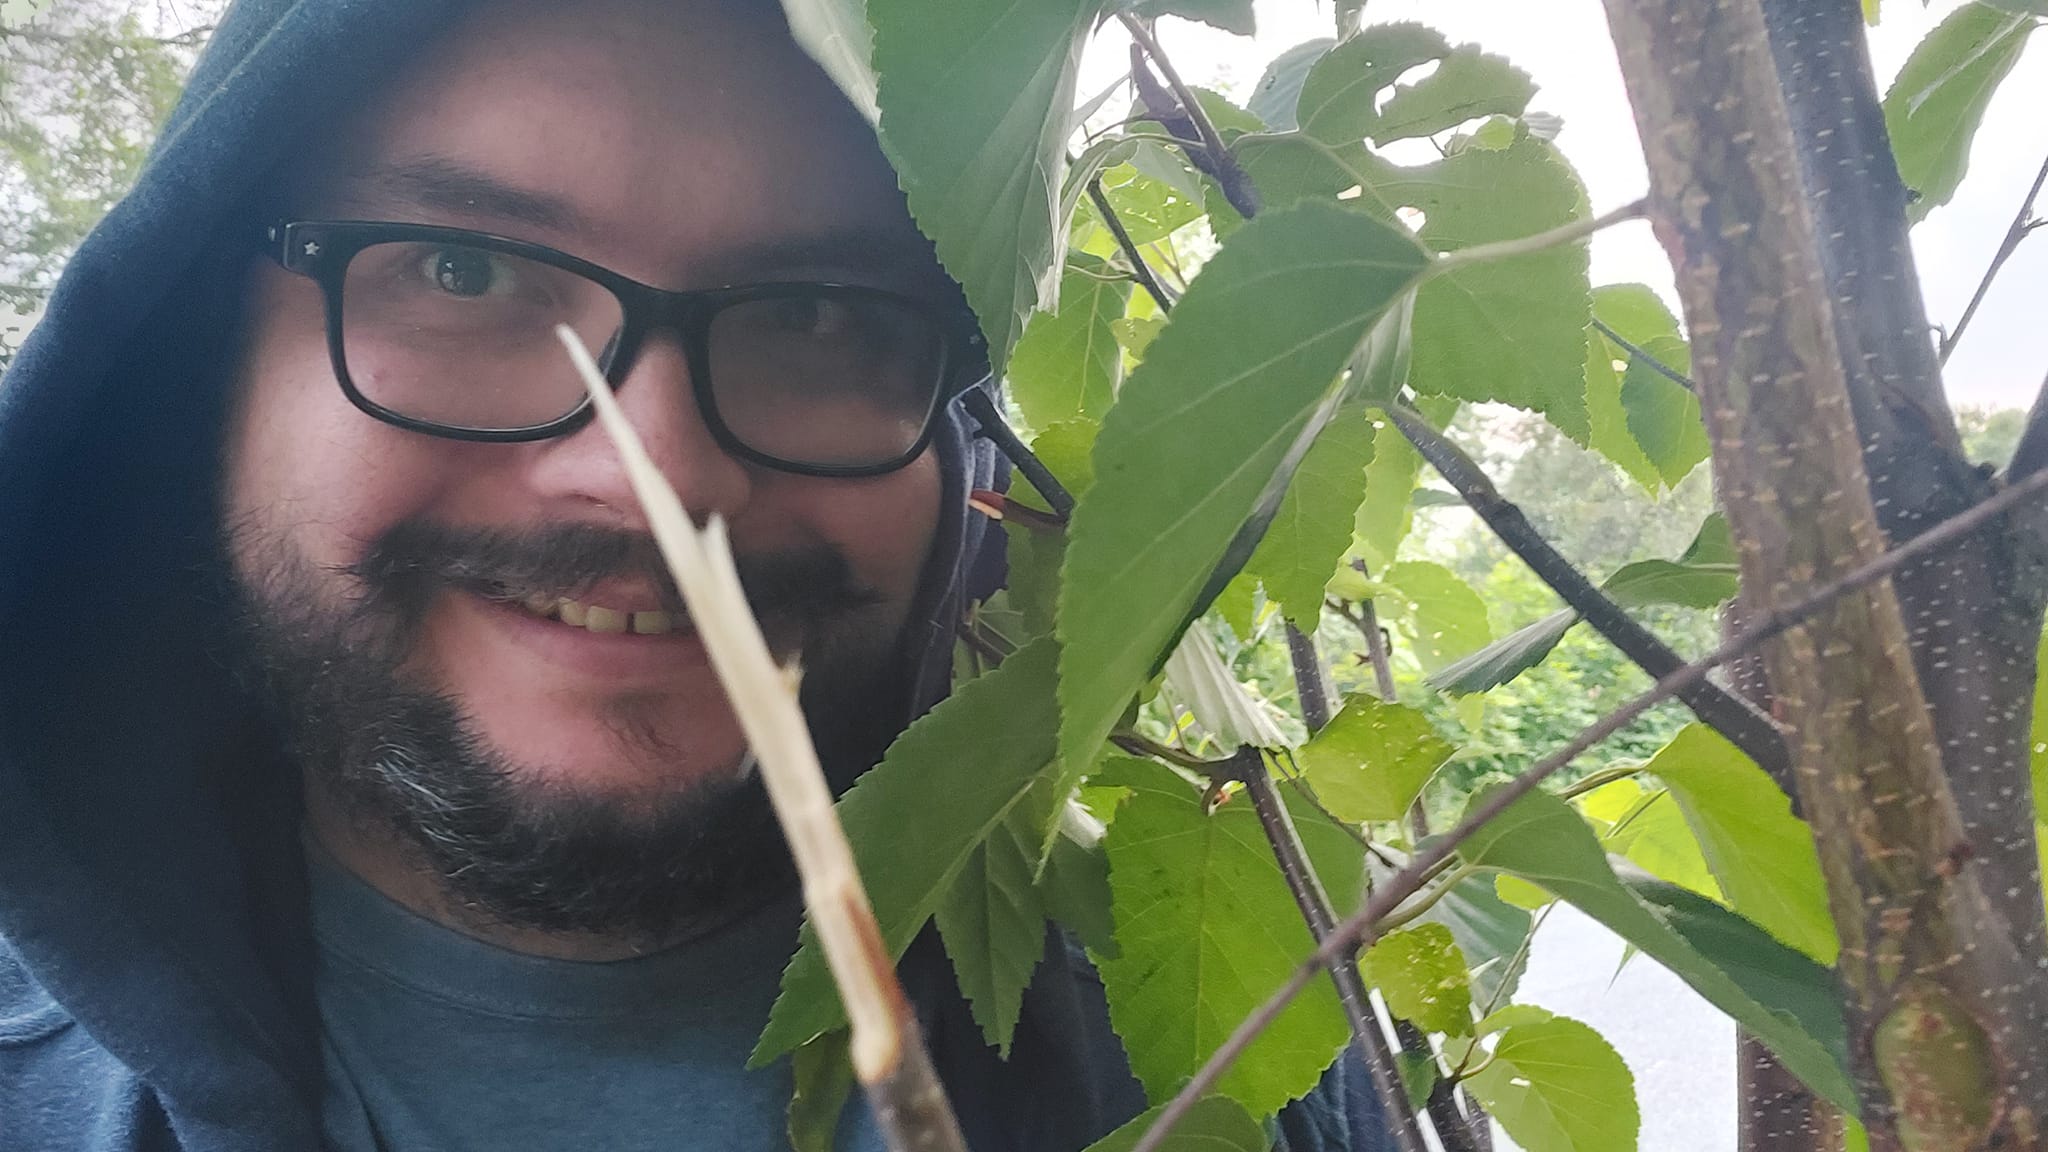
525, 331, 753, 524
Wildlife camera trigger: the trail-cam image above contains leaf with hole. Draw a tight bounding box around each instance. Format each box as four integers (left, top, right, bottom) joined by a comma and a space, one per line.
1056, 200, 1429, 776
1362, 923, 1473, 1036
1379, 137, 1592, 438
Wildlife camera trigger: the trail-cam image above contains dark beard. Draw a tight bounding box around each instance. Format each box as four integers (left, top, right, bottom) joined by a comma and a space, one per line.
225, 516, 912, 949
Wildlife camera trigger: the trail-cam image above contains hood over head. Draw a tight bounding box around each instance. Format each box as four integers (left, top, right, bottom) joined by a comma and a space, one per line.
0, 1, 1006, 1145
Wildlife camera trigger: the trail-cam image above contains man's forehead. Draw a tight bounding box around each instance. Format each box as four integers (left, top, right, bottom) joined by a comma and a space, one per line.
295, 0, 942, 292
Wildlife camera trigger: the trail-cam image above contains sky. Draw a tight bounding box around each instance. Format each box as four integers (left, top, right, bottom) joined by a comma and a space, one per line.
1081, 0, 2048, 411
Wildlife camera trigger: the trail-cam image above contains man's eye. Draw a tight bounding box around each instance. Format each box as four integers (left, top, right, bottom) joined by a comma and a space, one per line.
772, 296, 854, 338
417, 247, 517, 298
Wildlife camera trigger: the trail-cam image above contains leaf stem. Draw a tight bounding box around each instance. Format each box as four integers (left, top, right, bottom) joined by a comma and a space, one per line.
1557, 762, 1644, 802
1940, 149, 2048, 367
1228, 749, 1430, 1152
1127, 461, 2048, 1152
1384, 402, 1790, 780
1429, 199, 1647, 276
1591, 316, 1696, 394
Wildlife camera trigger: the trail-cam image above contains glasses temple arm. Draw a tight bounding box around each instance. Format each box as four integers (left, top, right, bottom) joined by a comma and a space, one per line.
958, 387, 1077, 521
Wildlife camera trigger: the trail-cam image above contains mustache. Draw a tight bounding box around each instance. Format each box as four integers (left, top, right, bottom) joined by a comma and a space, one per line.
346, 520, 882, 624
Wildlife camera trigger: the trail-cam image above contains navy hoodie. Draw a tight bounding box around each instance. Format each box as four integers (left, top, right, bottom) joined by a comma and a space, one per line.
0, 2, 1392, 1149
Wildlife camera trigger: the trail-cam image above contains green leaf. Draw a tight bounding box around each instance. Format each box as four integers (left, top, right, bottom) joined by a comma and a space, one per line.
1981, 0, 2048, 14
1248, 38, 1337, 131
1134, 0, 1255, 36
935, 773, 1056, 1053
2032, 631, 2048, 811
1458, 788, 1856, 1109
778, 0, 879, 121
1421, 873, 1533, 1009
1246, 404, 1376, 625
1394, 1049, 1439, 1114
1584, 322, 1660, 490
1008, 257, 1131, 428
1883, 3, 2037, 223
1362, 923, 1473, 1035
1587, 284, 1707, 487
1380, 560, 1493, 674
1372, 44, 1536, 144
1099, 154, 1208, 245
1426, 608, 1580, 696
1389, 137, 1593, 438
1212, 572, 1261, 641
755, 639, 1062, 1062
1095, 759, 1352, 1114
1297, 22, 1453, 146
1625, 876, 1850, 1078
1299, 693, 1455, 822
1057, 200, 1430, 776
1646, 725, 1839, 965
1354, 418, 1423, 570
1040, 799, 1117, 955
1680, 513, 1736, 567
1602, 559, 1738, 610
1580, 779, 1721, 900
1464, 1015, 1639, 1152
1079, 1096, 1267, 1152
1236, 133, 1372, 214
1619, 338, 1707, 487
787, 1030, 857, 1152
869, 0, 1100, 368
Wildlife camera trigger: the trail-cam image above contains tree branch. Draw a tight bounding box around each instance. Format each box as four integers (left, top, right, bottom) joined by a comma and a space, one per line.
1118, 13, 1261, 218
1284, 621, 1333, 731
1129, 463, 2048, 1152
1087, 178, 1180, 312
1939, 149, 2048, 368
1590, 316, 1695, 393
1384, 401, 1791, 780
1226, 748, 1429, 1152
958, 389, 1076, 519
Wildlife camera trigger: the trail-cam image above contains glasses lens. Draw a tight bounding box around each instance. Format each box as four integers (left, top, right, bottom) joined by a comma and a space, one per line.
339, 240, 624, 431
707, 289, 948, 469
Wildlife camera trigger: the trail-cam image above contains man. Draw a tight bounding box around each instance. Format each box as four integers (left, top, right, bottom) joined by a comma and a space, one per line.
0, 1, 1388, 1148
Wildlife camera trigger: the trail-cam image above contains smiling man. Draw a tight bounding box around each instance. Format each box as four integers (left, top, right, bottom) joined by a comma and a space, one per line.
0, 1, 1391, 1150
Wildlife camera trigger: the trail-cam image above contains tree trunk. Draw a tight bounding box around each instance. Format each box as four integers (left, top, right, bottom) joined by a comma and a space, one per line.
1599, 0, 2048, 1147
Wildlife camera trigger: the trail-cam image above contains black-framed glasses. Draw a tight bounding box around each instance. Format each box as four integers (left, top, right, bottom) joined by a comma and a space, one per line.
266, 220, 988, 477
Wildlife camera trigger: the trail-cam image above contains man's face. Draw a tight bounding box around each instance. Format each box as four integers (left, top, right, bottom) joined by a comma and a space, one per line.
222, 0, 949, 937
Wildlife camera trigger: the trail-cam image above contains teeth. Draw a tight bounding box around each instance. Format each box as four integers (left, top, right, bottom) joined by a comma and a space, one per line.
517, 594, 681, 637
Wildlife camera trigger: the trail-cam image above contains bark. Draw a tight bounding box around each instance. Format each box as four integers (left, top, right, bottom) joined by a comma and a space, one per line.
1599, 0, 2048, 1146
1758, 0, 2048, 1013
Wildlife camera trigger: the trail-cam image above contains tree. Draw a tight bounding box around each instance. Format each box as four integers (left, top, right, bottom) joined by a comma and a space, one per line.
0, 0, 216, 367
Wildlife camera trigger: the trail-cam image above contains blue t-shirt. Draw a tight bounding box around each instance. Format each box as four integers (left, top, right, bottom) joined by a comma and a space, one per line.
309, 851, 884, 1152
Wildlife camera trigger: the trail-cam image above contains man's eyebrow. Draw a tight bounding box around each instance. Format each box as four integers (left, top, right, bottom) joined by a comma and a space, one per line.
354, 157, 587, 234
703, 227, 941, 288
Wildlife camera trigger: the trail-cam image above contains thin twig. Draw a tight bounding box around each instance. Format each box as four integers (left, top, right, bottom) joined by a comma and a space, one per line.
1128, 462, 2048, 1152
958, 389, 1076, 519
1285, 621, 1334, 731
1941, 150, 2048, 367
1591, 316, 1696, 393
1111, 730, 1225, 776
1384, 402, 1791, 780
1087, 178, 1180, 312
1229, 749, 1429, 1152
560, 329, 966, 1152
1431, 199, 1647, 274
